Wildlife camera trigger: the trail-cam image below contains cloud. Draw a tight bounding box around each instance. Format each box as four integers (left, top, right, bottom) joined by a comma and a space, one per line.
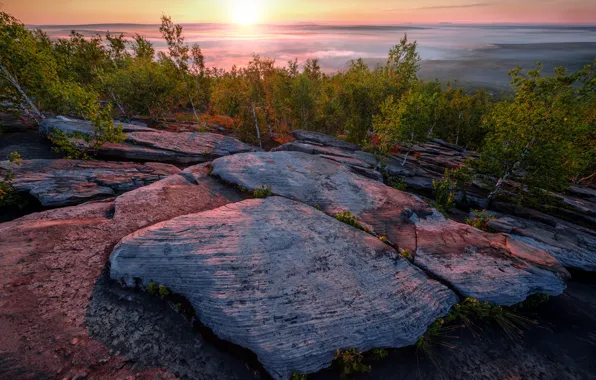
386, 2, 495, 12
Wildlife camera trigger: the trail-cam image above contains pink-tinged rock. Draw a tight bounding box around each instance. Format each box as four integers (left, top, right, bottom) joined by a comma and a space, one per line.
40, 118, 259, 164
0, 166, 243, 377
0, 159, 180, 207
211, 151, 569, 305
109, 197, 457, 379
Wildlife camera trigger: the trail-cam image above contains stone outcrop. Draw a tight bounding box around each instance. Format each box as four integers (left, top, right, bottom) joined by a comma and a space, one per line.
480, 212, 596, 272
109, 196, 458, 379
211, 151, 570, 305
40, 118, 259, 164
0, 159, 180, 207
0, 165, 243, 378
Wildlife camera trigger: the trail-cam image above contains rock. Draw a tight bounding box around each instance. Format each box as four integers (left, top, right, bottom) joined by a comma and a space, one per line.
109, 197, 458, 379
487, 214, 596, 272
0, 165, 243, 378
212, 151, 570, 304
292, 130, 358, 151
40, 118, 259, 164
0, 159, 180, 207
413, 216, 569, 305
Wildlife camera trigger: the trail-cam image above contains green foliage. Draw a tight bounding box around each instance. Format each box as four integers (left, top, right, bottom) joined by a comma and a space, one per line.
290, 373, 307, 380
333, 348, 371, 377
253, 184, 272, 198
48, 130, 89, 159
370, 348, 388, 361
0, 151, 23, 207
477, 61, 596, 200
388, 176, 407, 191
378, 235, 389, 244
432, 167, 470, 214
466, 209, 495, 232
159, 285, 171, 297
335, 211, 363, 229
400, 248, 412, 261
146, 281, 159, 295
417, 297, 537, 361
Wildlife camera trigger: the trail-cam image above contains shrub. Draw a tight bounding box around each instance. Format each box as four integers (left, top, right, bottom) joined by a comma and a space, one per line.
253, 184, 272, 198
400, 248, 412, 261
158, 285, 171, 297
388, 177, 407, 191
333, 348, 371, 377
432, 166, 470, 214
335, 211, 362, 229
0, 151, 23, 207
48, 130, 90, 159
290, 373, 307, 380
417, 297, 538, 361
378, 235, 389, 244
466, 209, 495, 232
146, 281, 159, 295
371, 348, 388, 361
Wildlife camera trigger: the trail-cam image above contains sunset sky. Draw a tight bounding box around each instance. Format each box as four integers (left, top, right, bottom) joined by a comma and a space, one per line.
3, 0, 596, 25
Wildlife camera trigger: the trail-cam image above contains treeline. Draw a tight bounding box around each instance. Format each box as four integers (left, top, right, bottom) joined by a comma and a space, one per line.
1, 8, 595, 200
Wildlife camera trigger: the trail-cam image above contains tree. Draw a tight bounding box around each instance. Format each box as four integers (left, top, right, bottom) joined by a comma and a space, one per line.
478, 62, 596, 202
373, 81, 441, 163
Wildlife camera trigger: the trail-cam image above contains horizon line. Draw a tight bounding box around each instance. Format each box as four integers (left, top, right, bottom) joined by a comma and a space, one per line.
27, 21, 596, 28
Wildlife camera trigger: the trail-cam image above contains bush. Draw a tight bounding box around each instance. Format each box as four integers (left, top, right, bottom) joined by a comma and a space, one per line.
333, 348, 371, 377
0, 151, 22, 207
432, 167, 470, 214
146, 281, 159, 295
335, 211, 362, 229
466, 209, 495, 232
388, 176, 407, 191
253, 184, 272, 198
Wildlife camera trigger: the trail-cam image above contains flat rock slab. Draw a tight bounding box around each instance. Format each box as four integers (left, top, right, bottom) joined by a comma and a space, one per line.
212, 151, 570, 305
0, 159, 180, 207
40, 118, 258, 164
109, 196, 457, 379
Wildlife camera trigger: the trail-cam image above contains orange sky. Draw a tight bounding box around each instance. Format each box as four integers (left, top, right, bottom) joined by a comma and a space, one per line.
3, 0, 596, 25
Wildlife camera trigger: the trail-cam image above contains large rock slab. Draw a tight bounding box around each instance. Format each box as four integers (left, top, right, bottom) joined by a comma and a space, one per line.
109, 196, 458, 379
486, 213, 596, 272
211, 151, 570, 305
0, 165, 243, 378
0, 159, 180, 207
40, 118, 259, 164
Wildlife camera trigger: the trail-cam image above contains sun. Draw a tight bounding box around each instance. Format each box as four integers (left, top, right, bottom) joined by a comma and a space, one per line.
229, 0, 261, 25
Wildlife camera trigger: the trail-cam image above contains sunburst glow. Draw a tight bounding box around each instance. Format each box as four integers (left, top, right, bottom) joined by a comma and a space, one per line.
229, 0, 262, 25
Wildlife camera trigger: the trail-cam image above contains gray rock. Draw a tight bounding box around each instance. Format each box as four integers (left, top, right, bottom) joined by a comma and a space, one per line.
413, 216, 570, 305
109, 196, 457, 379
211, 152, 570, 304
0, 159, 180, 207
292, 130, 358, 151
487, 214, 596, 272
40, 118, 258, 164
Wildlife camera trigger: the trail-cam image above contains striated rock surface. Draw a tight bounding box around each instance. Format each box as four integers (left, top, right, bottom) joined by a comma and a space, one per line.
212, 151, 569, 305
109, 196, 458, 379
484, 212, 596, 272
0, 159, 180, 207
40, 117, 259, 164
0, 165, 243, 379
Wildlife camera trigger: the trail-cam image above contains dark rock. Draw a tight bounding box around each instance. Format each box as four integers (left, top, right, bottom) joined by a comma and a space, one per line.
292, 130, 358, 151
40, 118, 259, 164
0, 159, 180, 207
110, 196, 458, 379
